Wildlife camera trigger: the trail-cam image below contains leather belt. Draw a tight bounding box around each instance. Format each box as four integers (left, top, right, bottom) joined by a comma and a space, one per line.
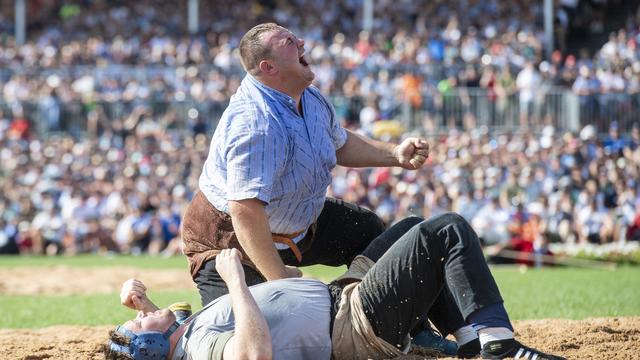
271, 230, 304, 263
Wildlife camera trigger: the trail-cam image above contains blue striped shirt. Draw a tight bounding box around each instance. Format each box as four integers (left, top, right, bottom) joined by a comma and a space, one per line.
199, 74, 347, 243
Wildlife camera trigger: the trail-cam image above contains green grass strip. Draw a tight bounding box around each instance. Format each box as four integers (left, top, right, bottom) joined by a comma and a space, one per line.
492, 266, 640, 319
0, 290, 202, 328
1, 256, 639, 328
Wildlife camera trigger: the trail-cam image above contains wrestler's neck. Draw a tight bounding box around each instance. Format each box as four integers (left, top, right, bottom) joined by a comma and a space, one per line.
167, 324, 188, 358
257, 75, 306, 109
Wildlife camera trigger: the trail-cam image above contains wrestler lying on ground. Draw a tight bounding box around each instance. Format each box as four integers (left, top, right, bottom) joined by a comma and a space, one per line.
104, 213, 566, 360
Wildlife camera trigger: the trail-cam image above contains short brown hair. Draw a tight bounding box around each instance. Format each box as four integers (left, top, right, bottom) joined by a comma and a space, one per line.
102, 329, 134, 360
238, 23, 281, 75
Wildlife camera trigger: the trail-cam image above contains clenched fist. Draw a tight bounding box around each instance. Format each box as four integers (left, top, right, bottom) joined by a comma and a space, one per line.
120, 278, 157, 313
394, 137, 430, 170
215, 248, 246, 285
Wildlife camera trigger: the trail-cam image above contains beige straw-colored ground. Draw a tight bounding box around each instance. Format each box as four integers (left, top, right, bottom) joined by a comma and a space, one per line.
1, 267, 639, 359
0, 266, 195, 296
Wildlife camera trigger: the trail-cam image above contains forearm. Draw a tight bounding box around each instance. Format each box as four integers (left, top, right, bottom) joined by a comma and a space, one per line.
141, 300, 160, 313
229, 199, 288, 280
225, 280, 272, 359
336, 129, 399, 167
133, 291, 160, 313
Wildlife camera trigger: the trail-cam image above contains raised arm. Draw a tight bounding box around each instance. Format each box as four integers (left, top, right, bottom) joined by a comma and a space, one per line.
336, 129, 430, 169
217, 249, 272, 360
119, 278, 160, 313
228, 198, 301, 281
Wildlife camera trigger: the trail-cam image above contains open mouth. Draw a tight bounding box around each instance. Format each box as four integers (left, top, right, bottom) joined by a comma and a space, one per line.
299, 54, 309, 67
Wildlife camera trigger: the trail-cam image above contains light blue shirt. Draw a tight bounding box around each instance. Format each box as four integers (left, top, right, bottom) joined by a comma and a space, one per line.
199, 74, 347, 242
172, 278, 332, 360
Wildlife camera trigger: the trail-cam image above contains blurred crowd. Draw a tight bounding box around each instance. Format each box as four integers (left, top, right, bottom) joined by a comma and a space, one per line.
0, 0, 639, 133
0, 107, 204, 255
571, 26, 640, 126
2, 110, 639, 256
331, 122, 640, 262
1, 0, 640, 258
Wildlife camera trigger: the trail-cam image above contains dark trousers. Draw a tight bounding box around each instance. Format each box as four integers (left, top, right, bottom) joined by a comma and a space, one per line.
194, 198, 385, 305
358, 216, 466, 337
358, 213, 504, 350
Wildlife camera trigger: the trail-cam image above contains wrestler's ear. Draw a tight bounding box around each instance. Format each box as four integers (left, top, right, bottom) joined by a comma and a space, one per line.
258, 59, 277, 76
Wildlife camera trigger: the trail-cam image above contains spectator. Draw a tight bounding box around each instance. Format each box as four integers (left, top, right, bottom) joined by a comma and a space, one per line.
516, 62, 541, 128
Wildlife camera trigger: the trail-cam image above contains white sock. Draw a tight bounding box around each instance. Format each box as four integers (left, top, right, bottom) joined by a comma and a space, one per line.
478, 327, 514, 347
453, 325, 478, 346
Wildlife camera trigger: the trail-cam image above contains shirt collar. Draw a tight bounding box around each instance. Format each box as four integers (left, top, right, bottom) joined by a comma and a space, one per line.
244, 74, 301, 106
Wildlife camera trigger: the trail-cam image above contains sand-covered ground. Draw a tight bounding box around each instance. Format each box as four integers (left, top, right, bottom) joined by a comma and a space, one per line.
2, 266, 639, 359
2, 318, 639, 359
0, 266, 196, 296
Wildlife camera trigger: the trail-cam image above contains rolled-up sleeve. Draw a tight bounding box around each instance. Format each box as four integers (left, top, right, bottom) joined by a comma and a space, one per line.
225, 128, 284, 204
325, 96, 348, 150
